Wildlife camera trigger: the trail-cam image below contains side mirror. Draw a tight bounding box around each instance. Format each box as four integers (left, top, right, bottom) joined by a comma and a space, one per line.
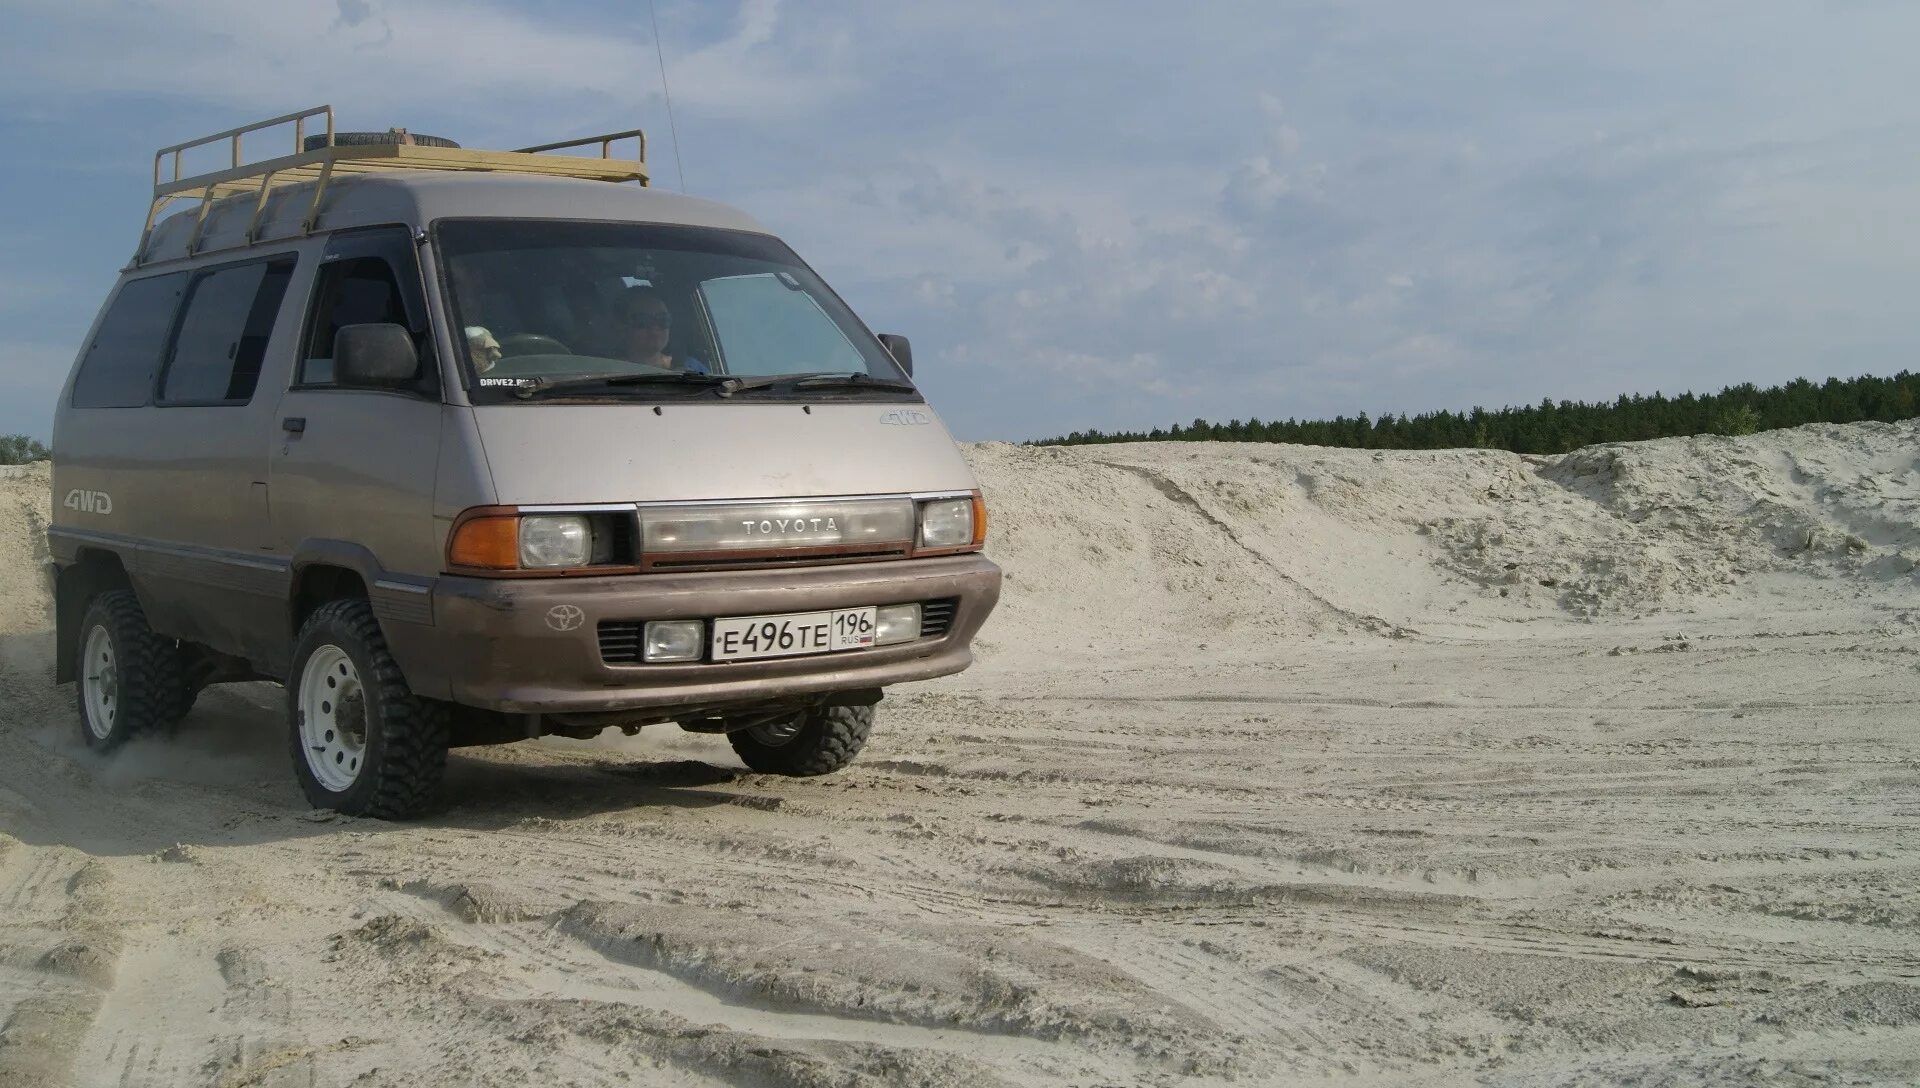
878, 333, 913, 376
335, 323, 418, 387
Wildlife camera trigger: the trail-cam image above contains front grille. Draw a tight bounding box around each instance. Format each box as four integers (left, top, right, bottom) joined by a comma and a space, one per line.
919, 598, 959, 638
598, 620, 644, 664
598, 597, 961, 666
643, 547, 909, 571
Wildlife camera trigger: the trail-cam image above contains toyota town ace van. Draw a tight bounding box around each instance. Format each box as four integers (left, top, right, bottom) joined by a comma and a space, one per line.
46, 108, 1001, 817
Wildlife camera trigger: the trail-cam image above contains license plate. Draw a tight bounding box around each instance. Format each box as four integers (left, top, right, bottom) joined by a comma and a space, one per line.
710, 607, 877, 661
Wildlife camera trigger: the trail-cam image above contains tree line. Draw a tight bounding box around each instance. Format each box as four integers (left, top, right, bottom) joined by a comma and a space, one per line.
0, 434, 50, 466
1034, 371, 1920, 454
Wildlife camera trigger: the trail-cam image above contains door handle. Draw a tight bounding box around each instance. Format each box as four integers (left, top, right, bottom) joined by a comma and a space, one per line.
282, 417, 306, 433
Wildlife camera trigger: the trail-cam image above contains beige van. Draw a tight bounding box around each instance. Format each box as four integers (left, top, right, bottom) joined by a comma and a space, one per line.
47, 108, 1001, 818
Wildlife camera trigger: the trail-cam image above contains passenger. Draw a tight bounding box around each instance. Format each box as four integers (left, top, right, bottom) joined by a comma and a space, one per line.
614, 287, 707, 373
465, 326, 502, 374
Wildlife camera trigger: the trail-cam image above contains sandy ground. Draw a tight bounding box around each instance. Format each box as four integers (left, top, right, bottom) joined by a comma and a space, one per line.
1, 422, 1918, 1087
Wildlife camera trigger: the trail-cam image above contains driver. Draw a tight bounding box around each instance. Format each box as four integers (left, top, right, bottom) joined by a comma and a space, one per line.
614, 287, 707, 373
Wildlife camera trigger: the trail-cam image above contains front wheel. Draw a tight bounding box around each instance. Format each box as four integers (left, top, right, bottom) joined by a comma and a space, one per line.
727, 704, 874, 776
287, 599, 448, 819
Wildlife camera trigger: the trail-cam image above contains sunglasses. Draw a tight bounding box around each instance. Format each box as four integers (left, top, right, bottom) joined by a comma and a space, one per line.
627, 311, 672, 329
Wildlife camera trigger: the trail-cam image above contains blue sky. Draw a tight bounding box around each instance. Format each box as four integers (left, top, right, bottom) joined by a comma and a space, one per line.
2, 1, 1917, 443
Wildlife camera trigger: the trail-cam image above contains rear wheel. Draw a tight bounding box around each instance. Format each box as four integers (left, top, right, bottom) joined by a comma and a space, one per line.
74, 590, 188, 750
287, 599, 448, 819
727, 704, 875, 776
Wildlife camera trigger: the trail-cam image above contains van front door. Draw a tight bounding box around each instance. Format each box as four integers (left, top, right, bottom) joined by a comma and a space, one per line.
269, 227, 443, 671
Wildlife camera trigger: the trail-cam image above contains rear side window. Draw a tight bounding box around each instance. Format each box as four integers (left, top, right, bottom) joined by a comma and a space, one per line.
71, 273, 187, 408
300, 257, 412, 386
159, 259, 294, 405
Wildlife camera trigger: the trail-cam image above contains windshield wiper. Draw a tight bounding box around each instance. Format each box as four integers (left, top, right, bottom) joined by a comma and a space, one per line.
793, 372, 918, 392
512, 370, 919, 400
715, 372, 918, 398
511, 370, 733, 400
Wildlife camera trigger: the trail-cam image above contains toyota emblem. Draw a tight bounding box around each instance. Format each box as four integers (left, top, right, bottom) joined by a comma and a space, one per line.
545, 604, 586, 632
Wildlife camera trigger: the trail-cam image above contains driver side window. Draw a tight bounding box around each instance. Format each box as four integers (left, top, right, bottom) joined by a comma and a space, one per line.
300, 257, 413, 386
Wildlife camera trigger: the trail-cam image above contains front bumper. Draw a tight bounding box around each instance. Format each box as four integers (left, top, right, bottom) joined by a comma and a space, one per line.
392, 553, 1001, 714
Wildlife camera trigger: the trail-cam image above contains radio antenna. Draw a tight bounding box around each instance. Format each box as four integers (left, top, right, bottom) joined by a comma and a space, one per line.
647, 0, 688, 193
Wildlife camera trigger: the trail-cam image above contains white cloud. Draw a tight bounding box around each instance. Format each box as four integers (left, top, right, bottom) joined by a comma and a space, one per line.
1, 0, 855, 125
5, 0, 1920, 442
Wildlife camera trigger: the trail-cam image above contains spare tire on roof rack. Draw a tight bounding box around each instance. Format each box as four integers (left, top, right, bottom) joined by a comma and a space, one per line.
303, 129, 461, 152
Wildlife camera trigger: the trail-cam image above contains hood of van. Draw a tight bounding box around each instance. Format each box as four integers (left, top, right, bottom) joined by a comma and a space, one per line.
471, 402, 979, 504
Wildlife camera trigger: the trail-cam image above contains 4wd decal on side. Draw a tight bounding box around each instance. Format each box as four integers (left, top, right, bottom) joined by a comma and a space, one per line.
63, 489, 113, 515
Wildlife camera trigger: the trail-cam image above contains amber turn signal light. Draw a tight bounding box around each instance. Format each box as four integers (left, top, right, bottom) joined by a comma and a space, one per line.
971, 490, 988, 548
448, 514, 519, 570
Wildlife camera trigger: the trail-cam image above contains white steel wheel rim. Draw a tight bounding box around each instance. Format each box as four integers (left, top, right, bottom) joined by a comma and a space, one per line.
81, 624, 118, 740
299, 645, 368, 793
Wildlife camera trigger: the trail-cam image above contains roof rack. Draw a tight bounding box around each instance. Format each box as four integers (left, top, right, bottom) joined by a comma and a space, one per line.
136, 105, 648, 264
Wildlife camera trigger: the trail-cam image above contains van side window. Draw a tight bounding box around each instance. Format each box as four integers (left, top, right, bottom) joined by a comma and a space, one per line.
300, 257, 414, 386
159, 259, 295, 405
71, 272, 188, 408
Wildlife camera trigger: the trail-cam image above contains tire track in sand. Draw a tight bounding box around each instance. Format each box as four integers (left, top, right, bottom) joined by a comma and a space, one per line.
0, 852, 124, 1088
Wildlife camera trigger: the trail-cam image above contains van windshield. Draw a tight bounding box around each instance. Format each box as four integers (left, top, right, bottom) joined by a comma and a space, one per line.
434, 219, 915, 401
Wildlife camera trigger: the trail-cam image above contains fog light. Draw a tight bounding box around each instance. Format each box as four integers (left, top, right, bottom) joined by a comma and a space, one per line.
643, 620, 704, 662
873, 603, 922, 645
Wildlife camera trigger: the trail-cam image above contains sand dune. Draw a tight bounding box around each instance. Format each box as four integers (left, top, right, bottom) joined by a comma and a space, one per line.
1, 423, 1917, 1086
975, 422, 1919, 645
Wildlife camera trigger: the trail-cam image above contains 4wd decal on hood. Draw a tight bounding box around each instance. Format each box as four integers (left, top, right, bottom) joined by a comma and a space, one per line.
878, 409, 932, 426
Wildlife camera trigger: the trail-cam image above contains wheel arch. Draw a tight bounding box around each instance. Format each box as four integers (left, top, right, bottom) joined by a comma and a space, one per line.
286, 540, 442, 698
291, 564, 371, 635
55, 549, 135, 684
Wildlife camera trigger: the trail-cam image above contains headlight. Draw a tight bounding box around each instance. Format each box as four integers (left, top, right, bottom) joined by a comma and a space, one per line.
519, 515, 591, 568
448, 508, 635, 574
918, 499, 973, 549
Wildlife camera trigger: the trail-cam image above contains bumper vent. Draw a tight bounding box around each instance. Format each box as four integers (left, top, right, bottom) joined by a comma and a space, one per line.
598, 621, 644, 664
919, 598, 959, 639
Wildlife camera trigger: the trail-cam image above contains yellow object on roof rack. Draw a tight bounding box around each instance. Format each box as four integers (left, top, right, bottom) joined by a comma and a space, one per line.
137, 105, 648, 264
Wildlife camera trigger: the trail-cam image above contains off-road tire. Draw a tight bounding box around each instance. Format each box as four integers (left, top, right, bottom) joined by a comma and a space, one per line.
303, 131, 461, 152
728, 704, 874, 776
73, 590, 188, 751
167, 680, 201, 727
287, 599, 448, 819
